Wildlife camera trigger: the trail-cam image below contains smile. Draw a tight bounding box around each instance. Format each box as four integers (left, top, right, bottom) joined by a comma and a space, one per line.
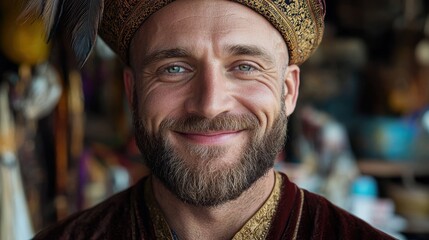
173, 130, 244, 145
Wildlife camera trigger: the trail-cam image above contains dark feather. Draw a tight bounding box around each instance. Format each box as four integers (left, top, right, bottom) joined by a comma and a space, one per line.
20, 0, 45, 20
42, 0, 59, 39
62, 0, 104, 67
20, 0, 64, 41
20, 0, 104, 67
45, 0, 65, 41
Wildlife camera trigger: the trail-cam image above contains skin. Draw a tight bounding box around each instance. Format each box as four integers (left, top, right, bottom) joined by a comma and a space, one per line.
123, 0, 300, 239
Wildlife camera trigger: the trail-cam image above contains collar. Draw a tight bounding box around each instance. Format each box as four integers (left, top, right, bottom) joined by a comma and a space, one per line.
144, 172, 283, 239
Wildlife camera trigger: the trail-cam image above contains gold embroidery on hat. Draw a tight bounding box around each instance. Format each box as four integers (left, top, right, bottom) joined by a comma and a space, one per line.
99, 0, 325, 65
233, 0, 324, 65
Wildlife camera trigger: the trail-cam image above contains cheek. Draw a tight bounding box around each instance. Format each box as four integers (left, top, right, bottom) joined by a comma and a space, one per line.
233, 81, 282, 130
137, 84, 188, 133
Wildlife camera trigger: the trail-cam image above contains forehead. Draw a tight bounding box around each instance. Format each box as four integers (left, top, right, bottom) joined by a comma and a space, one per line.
130, 0, 288, 63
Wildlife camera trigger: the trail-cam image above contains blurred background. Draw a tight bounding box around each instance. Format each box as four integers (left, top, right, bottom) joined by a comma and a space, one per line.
0, 0, 428, 239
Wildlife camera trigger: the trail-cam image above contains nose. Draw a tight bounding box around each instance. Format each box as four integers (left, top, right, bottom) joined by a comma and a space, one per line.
185, 65, 234, 118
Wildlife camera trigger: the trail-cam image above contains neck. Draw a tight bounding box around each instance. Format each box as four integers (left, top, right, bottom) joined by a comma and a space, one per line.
152, 169, 276, 240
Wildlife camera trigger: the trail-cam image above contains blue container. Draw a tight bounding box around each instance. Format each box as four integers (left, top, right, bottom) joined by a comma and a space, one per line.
353, 117, 417, 161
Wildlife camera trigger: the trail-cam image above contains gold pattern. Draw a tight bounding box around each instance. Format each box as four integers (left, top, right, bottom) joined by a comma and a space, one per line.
233, 0, 325, 65
144, 172, 283, 240
99, 0, 325, 65
292, 189, 304, 240
144, 178, 175, 239
232, 171, 283, 240
99, 0, 174, 63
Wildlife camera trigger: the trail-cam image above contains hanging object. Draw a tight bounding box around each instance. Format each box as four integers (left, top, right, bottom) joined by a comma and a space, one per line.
0, 82, 34, 240
0, 8, 49, 66
12, 63, 62, 120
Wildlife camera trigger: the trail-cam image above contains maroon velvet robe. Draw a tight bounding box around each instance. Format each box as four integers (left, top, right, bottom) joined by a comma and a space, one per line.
33, 173, 396, 239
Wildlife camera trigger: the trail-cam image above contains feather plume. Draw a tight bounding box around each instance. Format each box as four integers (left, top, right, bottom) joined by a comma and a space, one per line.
20, 0, 65, 41
20, 0, 104, 67
20, 0, 45, 20
43, 0, 65, 41
62, 0, 104, 67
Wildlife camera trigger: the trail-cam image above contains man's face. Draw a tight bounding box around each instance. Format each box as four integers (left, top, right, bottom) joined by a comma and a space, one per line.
125, 0, 300, 206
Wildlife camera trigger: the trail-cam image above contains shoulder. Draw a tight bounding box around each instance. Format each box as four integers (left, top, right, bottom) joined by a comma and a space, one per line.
33, 179, 147, 240
299, 188, 396, 239
274, 172, 395, 239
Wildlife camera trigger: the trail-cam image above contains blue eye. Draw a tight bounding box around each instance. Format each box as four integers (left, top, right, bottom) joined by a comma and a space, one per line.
165, 66, 186, 73
237, 64, 254, 72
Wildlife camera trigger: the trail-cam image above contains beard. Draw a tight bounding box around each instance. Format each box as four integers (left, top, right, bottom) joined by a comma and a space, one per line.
132, 90, 288, 207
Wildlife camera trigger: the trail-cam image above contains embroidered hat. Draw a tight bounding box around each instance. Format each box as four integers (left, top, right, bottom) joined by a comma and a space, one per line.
22, 0, 325, 66
100, 0, 326, 65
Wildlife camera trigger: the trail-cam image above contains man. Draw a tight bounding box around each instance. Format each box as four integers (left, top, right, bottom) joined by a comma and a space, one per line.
31, 0, 395, 239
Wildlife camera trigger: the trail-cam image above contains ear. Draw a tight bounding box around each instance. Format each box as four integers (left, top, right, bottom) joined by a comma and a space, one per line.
283, 64, 300, 116
123, 67, 135, 107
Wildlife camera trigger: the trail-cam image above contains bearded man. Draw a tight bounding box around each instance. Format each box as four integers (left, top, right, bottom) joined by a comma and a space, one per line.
30, 0, 395, 239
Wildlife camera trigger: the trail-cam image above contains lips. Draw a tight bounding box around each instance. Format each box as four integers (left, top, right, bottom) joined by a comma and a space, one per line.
174, 130, 244, 145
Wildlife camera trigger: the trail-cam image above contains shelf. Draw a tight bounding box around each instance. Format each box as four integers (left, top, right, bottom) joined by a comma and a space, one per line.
357, 159, 429, 178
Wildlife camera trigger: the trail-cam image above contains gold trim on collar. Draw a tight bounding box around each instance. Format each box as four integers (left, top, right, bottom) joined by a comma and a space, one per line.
144, 177, 175, 239
232, 171, 283, 240
292, 189, 305, 240
144, 172, 283, 240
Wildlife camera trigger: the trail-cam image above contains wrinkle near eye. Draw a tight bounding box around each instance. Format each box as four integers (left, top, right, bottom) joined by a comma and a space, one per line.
251, 69, 283, 98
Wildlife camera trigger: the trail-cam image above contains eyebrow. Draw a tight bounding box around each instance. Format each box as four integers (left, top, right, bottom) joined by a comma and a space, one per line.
141, 48, 191, 67
139, 45, 276, 67
224, 44, 276, 65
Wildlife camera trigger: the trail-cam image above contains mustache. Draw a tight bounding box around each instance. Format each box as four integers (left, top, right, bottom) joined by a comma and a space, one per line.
160, 114, 260, 133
